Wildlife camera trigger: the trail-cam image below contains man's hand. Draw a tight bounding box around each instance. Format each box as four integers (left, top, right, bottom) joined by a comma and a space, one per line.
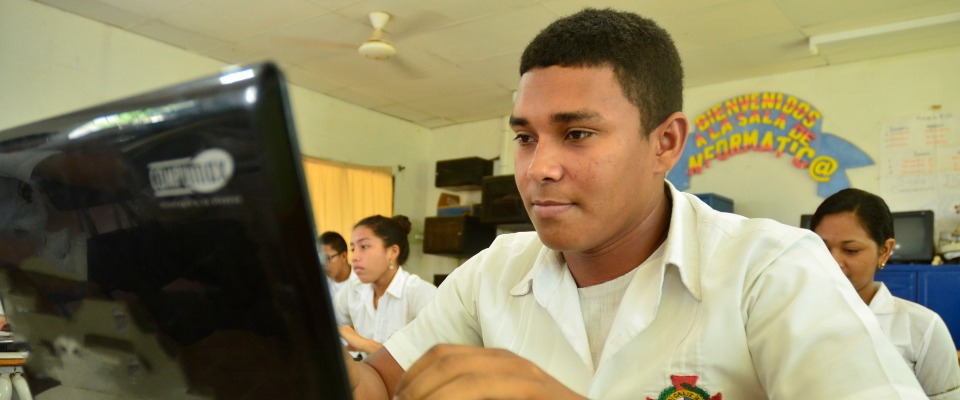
393, 344, 587, 400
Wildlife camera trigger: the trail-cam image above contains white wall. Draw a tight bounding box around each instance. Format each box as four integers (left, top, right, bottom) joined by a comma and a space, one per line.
0, 0, 433, 276
0, 0, 225, 129
683, 46, 960, 226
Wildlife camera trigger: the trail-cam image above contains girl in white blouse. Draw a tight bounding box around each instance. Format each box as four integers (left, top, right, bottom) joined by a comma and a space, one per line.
812, 188, 960, 399
334, 215, 436, 358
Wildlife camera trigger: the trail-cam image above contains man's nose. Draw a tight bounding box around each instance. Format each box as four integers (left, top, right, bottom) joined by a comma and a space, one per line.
525, 141, 563, 183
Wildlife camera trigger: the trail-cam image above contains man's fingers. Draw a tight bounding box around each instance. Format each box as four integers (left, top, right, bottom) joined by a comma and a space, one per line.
396, 346, 544, 399
404, 372, 542, 400
400, 344, 484, 386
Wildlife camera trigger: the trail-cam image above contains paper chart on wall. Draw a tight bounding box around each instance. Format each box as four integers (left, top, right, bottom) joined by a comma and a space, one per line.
879, 111, 960, 237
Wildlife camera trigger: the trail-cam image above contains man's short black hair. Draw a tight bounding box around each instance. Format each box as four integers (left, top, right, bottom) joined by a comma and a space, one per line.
520, 8, 684, 136
318, 231, 347, 254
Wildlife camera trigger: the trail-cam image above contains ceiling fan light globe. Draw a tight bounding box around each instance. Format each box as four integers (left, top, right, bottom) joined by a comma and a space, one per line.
358, 40, 396, 60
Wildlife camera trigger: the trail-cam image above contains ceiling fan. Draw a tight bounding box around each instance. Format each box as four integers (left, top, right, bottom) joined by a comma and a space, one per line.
357, 11, 396, 60
273, 10, 429, 78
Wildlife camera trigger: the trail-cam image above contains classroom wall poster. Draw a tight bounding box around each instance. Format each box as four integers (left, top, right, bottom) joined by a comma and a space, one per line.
668, 92, 873, 197
879, 111, 960, 238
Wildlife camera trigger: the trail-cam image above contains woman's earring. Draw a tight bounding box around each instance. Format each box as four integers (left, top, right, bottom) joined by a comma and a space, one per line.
878, 262, 886, 270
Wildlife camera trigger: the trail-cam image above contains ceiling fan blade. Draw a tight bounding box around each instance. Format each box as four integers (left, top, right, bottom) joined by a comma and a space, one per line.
389, 54, 428, 79
389, 11, 452, 41
270, 36, 356, 51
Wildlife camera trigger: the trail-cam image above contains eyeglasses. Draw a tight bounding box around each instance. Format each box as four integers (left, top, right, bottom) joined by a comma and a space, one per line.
323, 252, 344, 262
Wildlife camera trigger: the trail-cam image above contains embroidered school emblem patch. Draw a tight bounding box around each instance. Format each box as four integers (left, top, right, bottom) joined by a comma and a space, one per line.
648, 375, 722, 400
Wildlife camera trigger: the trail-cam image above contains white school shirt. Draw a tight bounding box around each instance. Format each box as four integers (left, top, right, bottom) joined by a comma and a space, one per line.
385, 180, 925, 399
870, 282, 960, 399
328, 269, 361, 355
334, 267, 436, 347
327, 269, 358, 303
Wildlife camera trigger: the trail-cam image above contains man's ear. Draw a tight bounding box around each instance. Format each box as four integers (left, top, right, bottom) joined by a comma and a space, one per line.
652, 111, 689, 174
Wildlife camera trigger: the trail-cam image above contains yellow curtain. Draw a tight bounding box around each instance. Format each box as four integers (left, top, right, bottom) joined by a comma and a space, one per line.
302, 157, 394, 247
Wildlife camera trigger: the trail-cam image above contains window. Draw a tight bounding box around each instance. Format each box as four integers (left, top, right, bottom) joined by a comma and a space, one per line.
302, 157, 394, 246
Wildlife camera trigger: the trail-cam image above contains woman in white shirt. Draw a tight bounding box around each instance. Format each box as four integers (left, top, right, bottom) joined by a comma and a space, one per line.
811, 188, 960, 399
335, 214, 436, 358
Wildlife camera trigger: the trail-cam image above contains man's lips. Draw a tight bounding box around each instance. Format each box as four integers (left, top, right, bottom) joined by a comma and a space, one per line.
530, 200, 575, 218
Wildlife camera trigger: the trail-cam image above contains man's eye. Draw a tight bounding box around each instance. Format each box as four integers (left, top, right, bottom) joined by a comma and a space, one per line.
513, 134, 534, 143
567, 130, 593, 140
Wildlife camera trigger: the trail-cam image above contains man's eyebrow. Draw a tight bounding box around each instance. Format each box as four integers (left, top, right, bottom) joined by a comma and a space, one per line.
552, 110, 601, 123
509, 111, 601, 127
509, 115, 528, 127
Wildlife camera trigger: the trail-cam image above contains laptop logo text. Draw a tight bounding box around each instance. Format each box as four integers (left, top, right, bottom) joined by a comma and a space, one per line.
149, 148, 235, 197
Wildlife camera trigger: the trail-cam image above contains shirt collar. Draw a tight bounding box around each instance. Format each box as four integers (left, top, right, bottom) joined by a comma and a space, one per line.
385, 267, 407, 298
356, 266, 408, 299
508, 180, 702, 301
509, 247, 563, 296
661, 180, 703, 301
868, 281, 895, 314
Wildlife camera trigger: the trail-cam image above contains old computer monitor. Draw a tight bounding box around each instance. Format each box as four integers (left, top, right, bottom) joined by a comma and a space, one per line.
0, 63, 352, 399
887, 210, 935, 264
800, 210, 934, 264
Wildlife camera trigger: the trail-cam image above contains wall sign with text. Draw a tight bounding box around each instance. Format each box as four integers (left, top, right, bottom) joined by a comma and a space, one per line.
667, 92, 873, 197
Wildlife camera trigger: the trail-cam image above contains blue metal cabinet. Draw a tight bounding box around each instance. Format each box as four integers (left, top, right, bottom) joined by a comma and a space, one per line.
875, 268, 918, 302
876, 265, 960, 346
918, 268, 960, 345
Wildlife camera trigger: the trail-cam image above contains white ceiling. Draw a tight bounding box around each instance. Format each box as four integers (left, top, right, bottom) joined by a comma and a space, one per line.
34, 0, 960, 129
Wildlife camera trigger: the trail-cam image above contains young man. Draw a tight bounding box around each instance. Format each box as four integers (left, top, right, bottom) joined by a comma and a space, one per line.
319, 230, 355, 301
349, 8, 925, 399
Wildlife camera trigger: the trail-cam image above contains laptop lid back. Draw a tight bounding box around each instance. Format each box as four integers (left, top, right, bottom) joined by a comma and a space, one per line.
0, 63, 352, 399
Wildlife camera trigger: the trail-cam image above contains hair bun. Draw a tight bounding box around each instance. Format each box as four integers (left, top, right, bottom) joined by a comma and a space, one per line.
392, 215, 412, 235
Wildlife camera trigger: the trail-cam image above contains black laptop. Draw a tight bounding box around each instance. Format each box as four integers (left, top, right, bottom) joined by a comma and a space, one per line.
0, 63, 352, 399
